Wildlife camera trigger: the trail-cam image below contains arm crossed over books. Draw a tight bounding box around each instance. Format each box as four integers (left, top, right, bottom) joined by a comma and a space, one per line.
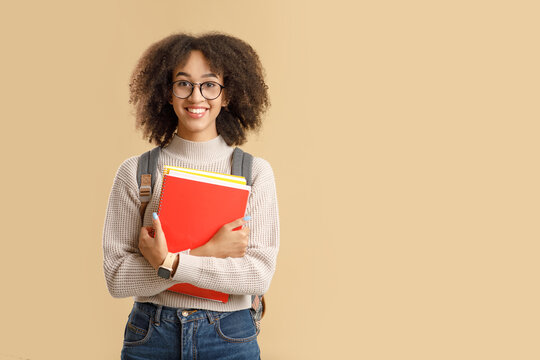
103, 156, 279, 299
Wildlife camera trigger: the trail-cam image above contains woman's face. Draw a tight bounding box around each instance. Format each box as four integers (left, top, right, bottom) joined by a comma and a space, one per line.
169, 50, 227, 142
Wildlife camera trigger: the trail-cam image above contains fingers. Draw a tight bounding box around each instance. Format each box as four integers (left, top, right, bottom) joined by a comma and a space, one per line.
152, 212, 165, 237
138, 227, 154, 251
238, 228, 250, 256
139, 226, 153, 238
139, 214, 169, 267
236, 227, 250, 247
152, 212, 161, 227
225, 215, 252, 231
225, 217, 246, 230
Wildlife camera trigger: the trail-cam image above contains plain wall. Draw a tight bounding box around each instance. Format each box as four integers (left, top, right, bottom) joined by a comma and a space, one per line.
0, 0, 538, 359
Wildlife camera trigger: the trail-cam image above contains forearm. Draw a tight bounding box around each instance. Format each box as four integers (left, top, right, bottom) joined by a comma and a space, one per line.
103, 249, 176, 298
172, 247, 277, 295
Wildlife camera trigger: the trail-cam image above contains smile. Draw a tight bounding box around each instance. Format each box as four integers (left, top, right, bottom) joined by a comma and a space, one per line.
186, 107, 208, 114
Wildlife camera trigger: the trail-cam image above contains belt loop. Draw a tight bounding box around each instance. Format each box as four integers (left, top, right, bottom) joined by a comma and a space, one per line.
205, 310, 216, 324
154, 304, 162, 326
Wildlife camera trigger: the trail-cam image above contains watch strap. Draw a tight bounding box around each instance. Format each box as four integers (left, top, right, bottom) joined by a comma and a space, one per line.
160, 252, 176, 270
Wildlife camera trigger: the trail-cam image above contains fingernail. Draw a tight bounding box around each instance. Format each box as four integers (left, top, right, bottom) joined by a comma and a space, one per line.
153, 212, 159, 220
243, 216, 252, 221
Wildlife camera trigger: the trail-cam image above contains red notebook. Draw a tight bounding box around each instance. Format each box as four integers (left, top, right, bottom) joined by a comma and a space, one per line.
157, 167, 251, 303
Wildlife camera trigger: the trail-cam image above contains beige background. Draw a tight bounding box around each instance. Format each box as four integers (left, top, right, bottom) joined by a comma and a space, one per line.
0, 0, 538, 359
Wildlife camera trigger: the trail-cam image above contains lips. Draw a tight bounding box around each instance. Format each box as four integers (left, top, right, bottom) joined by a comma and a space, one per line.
185, 107, 208, 118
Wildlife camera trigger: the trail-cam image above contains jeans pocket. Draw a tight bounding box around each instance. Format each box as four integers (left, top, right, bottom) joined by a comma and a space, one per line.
214, 309, 259, 343
123, 307, 154, 346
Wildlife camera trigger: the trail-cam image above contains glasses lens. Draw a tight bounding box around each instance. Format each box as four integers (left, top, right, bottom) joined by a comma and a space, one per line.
200, 82, 221, 100
173, 81, 193, 98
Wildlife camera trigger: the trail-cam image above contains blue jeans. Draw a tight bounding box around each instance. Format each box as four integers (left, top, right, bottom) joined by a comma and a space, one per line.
121, 301, 260, 360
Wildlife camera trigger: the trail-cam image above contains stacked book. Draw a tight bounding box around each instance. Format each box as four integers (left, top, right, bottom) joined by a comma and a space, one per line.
157, 165, 251, 303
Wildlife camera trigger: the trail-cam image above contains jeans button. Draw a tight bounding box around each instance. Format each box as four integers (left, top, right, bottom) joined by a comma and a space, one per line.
182, 310, 189, 317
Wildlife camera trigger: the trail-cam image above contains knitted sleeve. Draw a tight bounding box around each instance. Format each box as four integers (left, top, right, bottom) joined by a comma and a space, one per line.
102, 157, 177, 298
171, 157, 280, 295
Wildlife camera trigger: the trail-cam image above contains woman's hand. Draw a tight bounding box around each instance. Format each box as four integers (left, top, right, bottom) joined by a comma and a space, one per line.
139, 213, 169, 270
192, 216, 251, 258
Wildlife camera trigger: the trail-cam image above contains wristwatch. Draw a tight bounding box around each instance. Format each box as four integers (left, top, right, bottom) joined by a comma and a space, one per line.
157, 252, 176, 279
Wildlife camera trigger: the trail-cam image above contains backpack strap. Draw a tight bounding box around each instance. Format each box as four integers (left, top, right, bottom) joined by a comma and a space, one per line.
137, 146, 161, 219
232, 147, 253, 186
233, 148, 266, 321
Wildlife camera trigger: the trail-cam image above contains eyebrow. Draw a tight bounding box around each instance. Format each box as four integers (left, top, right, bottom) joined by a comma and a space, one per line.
175, 71, 219, 79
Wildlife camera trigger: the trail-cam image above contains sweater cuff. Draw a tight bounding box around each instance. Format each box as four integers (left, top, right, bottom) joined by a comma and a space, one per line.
172, 253, 202, 284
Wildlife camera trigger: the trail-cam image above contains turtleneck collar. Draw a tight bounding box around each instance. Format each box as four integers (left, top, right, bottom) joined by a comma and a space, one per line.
162, 134, 233, 164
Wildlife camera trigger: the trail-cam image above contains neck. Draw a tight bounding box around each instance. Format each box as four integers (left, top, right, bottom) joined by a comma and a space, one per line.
176, 125, 218, 143
162, 134, 233, 164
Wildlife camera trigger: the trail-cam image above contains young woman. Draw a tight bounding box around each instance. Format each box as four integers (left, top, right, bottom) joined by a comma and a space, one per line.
103, 32, 279, 359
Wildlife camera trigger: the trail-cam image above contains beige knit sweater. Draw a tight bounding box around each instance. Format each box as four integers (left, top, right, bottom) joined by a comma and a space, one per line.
102, 135, 279, 311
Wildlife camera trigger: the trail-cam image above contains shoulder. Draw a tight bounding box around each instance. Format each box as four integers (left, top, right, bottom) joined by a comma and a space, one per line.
112, 155, 140, 189
250, 155, 276, 188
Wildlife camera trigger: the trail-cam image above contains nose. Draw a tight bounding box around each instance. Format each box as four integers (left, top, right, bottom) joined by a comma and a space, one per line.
188, 84, 205, 102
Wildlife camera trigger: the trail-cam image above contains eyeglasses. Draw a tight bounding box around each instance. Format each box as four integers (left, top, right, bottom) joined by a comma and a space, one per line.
172, 80, 225, 100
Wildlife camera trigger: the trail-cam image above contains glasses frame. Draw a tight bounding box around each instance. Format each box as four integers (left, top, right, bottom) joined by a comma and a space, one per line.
171, 80, 225, 100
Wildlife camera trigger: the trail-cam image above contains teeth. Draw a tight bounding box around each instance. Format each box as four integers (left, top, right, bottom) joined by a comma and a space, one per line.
187, 108, 206, 114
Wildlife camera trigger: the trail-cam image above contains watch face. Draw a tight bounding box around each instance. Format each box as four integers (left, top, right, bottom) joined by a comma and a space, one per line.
158, 267, 171, 279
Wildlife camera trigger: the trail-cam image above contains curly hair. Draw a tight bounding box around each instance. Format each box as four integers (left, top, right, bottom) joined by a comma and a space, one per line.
128, 32, 270, 147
